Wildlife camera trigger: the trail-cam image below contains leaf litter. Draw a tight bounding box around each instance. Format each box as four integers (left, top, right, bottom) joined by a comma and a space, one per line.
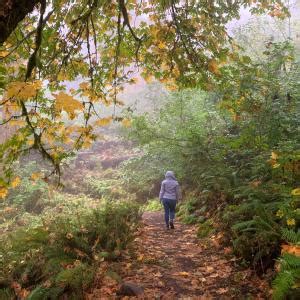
86, 212, 271, 299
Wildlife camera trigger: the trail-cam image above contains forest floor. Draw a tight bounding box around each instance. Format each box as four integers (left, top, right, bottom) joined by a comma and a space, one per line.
86, 211, 272, 299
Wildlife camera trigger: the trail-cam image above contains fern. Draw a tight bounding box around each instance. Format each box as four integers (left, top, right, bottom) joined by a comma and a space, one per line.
1, 200, 141, 298
281, 228, 300, 244
232, 220, 256, 232
280, 253, 300, 270
27, 286, 64, 300
273, 253, 300, 299
55, 263, 95, 291
0, 288, 15, 300
272, 270, 295, 300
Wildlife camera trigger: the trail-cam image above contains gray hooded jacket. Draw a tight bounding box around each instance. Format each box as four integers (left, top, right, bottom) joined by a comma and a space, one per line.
159, 171, 181, 201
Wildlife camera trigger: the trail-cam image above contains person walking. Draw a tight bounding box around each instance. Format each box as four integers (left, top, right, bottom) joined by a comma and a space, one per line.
159, 171, 181, 229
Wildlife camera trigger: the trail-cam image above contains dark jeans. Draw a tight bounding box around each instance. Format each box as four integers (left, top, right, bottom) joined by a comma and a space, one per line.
162, 198, 177, 226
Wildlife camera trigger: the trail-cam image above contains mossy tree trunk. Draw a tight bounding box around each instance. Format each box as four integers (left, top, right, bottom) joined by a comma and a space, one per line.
0, 0, 40, 44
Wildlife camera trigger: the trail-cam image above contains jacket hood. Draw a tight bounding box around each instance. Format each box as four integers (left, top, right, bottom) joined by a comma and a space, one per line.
165, 171, 176, 180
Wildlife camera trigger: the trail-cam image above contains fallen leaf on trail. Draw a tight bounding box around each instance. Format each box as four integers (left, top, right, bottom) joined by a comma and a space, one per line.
157, 280, 164, 287
223, 247, 232, 254
137, 254, 144, 261
211, 238, 220, 247
217, 287, 228, 294
99, 286, 115, 295
154, 272, 162, 277
191, 279, 199, 287
206, 266, 214, 273
178, 271, 189, 277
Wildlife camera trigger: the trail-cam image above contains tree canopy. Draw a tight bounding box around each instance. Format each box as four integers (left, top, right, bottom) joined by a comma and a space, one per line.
0, 0, 288, 187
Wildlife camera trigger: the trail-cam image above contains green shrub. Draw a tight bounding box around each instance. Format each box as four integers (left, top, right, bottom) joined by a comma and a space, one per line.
3, 161, 50, 215
197, 219, 215, 238
144, 198, 162, 211
0, 200, 141, 299
84, 175, 129, 199
177, 194, 209, 225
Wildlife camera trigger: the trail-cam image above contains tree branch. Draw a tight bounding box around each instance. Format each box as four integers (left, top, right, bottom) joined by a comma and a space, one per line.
118, 0, 142, 43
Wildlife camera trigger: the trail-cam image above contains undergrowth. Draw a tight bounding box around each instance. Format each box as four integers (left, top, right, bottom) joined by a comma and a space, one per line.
0, 198, 141, 299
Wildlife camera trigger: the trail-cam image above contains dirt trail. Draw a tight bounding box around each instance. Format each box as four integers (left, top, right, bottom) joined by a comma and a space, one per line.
88, 212, 271, 299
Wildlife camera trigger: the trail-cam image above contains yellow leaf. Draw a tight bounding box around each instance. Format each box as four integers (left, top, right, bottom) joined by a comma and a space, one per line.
287, 218, 296, 226
57, 72, 69, 81
94, 117, 113, 127
0, 187, 8, 199
79, 82, 89, 90
273, 163, 281, 169
16, 134, 26, 142
137, 254, 144, 261
6, 81, 42, 100
9, 120, 26, 126
291, 188, 300, 196
208, 59, 221, 75
157, 41, 166, 49
82, 138, 92, 149
121, 118, 132, 128
54, 92, 84, 119
166, 82, 178, 91
27, 138, 35, 146
11, 177, 21, 188
178, 271, 189, 277
271, 151, 278, 160
143, 73, 154, 83
31, 173, 41, 181
0, 50, 9, 58
62, 136, 73, 145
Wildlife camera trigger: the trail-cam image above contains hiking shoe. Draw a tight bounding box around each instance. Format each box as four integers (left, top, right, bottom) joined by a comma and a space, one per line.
170, 221, 174, 229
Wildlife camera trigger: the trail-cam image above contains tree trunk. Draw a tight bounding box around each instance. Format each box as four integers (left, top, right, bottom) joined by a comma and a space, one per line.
0, 0, 41, 44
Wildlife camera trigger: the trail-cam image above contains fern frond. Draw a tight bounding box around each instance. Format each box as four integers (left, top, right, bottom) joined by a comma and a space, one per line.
232, 220, 255, 232
280, 253, 300, 270
272, 270, 295, 300
281, 228, 300, 244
